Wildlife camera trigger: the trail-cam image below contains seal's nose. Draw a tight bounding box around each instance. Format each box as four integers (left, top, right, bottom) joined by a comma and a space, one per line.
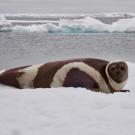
116, 71, 120, 75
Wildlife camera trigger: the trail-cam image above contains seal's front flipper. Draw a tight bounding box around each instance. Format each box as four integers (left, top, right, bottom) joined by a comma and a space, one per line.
120, 89, 130, 92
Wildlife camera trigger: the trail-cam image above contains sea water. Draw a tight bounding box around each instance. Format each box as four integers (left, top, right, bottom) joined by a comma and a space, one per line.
0, 14, 135, 69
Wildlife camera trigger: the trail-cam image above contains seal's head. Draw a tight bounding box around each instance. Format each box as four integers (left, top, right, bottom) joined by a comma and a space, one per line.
106, 61, 128, 83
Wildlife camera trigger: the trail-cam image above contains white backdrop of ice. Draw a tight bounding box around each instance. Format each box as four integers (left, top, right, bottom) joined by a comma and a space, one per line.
0, 62, 135, 135
3, 13, 135, 18
1, 13, 135, 33
0, 15, 12, 31
12, 17, 135, 33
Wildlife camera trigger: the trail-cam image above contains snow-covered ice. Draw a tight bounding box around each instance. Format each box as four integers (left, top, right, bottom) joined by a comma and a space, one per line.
11, 17, 135, 33
1, 14, 135, 33
3, 13, 135, 18
0, 15, 12, 31
0, 62, 135, 135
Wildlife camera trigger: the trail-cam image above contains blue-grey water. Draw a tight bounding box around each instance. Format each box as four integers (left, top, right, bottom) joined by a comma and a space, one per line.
0, 32, 135, 70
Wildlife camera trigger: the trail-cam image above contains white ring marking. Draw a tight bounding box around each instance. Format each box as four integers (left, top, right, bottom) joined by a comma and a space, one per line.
17, 64, 43, 88
51, 62, 110, 93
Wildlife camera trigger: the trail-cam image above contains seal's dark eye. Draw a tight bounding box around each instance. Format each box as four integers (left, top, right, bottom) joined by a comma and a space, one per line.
120, 66, 125, 71
111, 67, 115, 71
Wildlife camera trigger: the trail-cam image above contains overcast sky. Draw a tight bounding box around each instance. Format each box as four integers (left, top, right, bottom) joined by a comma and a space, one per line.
0, 0, 135, 14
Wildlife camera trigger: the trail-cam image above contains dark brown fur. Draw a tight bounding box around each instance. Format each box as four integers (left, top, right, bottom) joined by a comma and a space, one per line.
63, 68, 99, 91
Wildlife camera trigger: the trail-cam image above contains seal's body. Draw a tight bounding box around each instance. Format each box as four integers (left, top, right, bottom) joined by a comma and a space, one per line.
0, 58, 129, 93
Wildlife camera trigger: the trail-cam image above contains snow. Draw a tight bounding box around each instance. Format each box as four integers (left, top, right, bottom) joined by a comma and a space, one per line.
0, 62, 135, 135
